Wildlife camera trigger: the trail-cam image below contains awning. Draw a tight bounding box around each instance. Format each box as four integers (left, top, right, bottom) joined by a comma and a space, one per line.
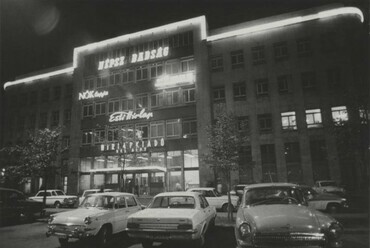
89, 166, 166, 174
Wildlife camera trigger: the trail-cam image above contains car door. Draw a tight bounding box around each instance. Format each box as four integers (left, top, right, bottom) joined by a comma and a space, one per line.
124, 195, 141, 225
112, 195, 128, 233
199, 195, 213, 225
204, 190, 221, 209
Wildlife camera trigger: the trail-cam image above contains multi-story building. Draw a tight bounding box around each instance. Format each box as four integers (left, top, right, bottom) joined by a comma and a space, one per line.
1, 4, 367, 194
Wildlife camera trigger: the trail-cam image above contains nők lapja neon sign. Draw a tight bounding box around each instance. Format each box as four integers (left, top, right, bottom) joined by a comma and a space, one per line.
79, 90, 109, 100
109, 109, 153, 122
98, 46, 169, 70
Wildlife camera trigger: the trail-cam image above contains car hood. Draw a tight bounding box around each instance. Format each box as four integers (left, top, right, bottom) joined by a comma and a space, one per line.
320, 186, 344, 192
242, 204, 321, 233
129, 208, 199, 223
312, 193, 344, 201
51, 208, 108, 225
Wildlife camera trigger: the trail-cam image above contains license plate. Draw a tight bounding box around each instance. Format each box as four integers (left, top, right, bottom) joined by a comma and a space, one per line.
152, 233, 170, 240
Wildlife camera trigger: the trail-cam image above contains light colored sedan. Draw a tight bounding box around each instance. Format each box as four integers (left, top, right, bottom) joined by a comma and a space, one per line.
46, 192, 142, 248
235, 183, 344, 248
126, 191, 217, 248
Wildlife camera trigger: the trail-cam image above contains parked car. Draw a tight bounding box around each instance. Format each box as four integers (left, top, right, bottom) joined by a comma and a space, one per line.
78, 189, 113, 205
0, 187, 43, 224
187, 187, 239, 212
299, 185, 349, 213
29, 189, 77, 208
233, 184, 250, 198
314, 180, 346, 197
126, 191, 216, 248
46, 192, 142, 247
235, 183, 344, 248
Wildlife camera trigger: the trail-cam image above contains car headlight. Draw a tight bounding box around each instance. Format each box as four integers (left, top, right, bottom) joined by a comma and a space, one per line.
84, 216, 92, 225
48, 215, 55, 224
328, 222, 343, 239
239, 222, 252, 239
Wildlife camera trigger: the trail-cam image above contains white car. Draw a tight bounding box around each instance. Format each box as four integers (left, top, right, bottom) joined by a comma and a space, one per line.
78, 189, 113, 205
314, 180, 346, 197
126, 191, 217, 248
46, 192, 142, 247
187, 187, 239, 212
29, 189, 77, 208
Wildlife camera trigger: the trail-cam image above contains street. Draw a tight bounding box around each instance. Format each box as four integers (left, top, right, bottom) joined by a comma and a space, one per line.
0, 219, 368, 248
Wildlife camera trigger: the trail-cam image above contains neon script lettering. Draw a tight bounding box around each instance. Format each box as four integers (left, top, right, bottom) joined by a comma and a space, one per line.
109, 109, 153, 122
79, 90, 109, 100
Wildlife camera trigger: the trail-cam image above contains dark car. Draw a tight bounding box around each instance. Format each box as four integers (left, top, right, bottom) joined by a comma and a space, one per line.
0, 187, 44, 224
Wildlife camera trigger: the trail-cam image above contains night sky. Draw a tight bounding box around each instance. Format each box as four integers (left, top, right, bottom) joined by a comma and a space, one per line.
0, 0, 368, 88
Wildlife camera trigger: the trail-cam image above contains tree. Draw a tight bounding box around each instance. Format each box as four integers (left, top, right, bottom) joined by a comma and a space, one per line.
203, 112, 248, 220
1, 128, 61, 208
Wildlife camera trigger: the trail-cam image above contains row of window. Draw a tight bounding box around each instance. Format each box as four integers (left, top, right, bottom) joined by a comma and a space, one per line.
213, 68, 343, 101
9, 84, 73, 107
210, 32, 342, 71
82, 119, 197, 145
82, 88, 196, 118
84, 58, 195, 90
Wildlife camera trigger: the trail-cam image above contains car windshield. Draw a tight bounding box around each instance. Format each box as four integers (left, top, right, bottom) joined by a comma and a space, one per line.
320, 181, 337, 187
149, 196, 195, 209
81, 195, 114, 209
84, 191, 98, 197
55, 190, 65, 196
245, 187, 303, 206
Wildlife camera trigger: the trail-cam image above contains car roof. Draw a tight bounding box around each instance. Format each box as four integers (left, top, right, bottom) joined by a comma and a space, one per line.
155, 191, 201, 197
84, 189, 113, 192
187, 187, 215, 191
89, 192, 134, 197
245, 183, 298, 189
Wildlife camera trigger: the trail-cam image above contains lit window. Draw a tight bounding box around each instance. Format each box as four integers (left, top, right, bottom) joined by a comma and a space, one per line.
210, 55, 223, 72
306, 109, 323, 128
233, 82, 246, 99
122, 69, 134, 83
135, 124, 149, 140
183, 88, 196, 103
108, 99, 120, 113
181, 58, 195, 72
94, 129, 106, 144
331, 106, 348, 125
183, 120, 197, 136
274, 41, 289, 61
95, 102, 106, 116
150, 63, 163, 78
277, 75, 291, 93
258, 114, 272, 133
83, 104, 94, 118
150, 121, 165, 138
107, 128, 118, 142
151, 92, 164, 108
281, 111, 297, 130
82, 130, 93, 145
165, 61, 180, 75
166, 119, 181, 138
230, 50, 244, 69
164, 90, 179, 106
359, 108, 369, 124
136, 94, 148, 109
213, 87, 225, 101
297, 38, 312, 57
252, 46, 266, 65
301, 71, 316, 90
255, 79, 269, 96
136, 66, 148, 81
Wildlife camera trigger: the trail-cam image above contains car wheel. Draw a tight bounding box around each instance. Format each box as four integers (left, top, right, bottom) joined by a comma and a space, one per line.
327, 203, 340, 214
54, 201, 61, 209
141, 240, 153, 248
193, 231, 206, 248
97, 225, 111, 248
58, 238, 68, 248
221, 203, 234, 212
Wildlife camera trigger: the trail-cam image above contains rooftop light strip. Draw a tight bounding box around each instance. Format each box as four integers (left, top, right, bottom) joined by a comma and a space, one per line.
207, 7, 364, 42
4, 67, 74, 90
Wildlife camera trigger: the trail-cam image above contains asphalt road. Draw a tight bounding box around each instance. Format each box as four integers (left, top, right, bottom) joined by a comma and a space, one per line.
0, 221, 368, 248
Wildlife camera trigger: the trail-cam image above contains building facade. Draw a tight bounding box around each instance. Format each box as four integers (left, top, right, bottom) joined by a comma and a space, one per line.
1, 4, 367, 194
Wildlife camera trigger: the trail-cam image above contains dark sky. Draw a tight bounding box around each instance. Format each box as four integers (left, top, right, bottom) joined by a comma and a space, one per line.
0, 0, 368, 87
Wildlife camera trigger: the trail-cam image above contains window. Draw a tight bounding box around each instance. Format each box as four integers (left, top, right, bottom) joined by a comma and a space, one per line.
231, 50, 244, 69
107, 127, 118, 142
281, 111, 297, 130
213, 87, 225, 101
166, 119, 181, 138
327, 67, 342, 89
260, 144, 277, 182
65, 84, 73, 99
183, 120, 197, 137
122, 98, 134, 111
165, 61, 180, 75
233, 82, 246, 99
64, 109, 71, 125
136, 94, 148, 109
331, 106, 348, 125
252, 46, 266, 65
84, 78, 95, 90
136, 66, 148, 81
274, 41, 289, 61
306, 109, 323, 128
151, 92, 164, 108
62, 136, 70, 150
277, 75, 291, 94
181, 58, 195, 72
258, 114, 272, 132
255, 79, 269, 96
83, 104, 94, 117
51, 111, 59, 127
94, 129, 106, 144
97, 76, 108, 88
150, 121, 165, 138
310, 140, 329, 180
135, 124, 149, 139
164, 90, 179, 106
122, 69, 135, 83
237, 117, 249, 133
95, 102, 107, 116
301, 71, 316, 90
284, 142, 302, 182
297, 38, 312, 57
210, 55, 223, 72
183, 88, 195, 103
125, 196, 137, 207
53, 86, 61, 100
41, 88, 49, 102
82, 130, 93, 145
108, 99, 120, 113
39, 112, 48, 128
150, 63, 163, 78
109, 72, 121, 85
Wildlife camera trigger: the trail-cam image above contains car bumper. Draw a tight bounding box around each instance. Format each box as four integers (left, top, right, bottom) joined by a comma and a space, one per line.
126, 228, 199, 241
46, 225, 96, 239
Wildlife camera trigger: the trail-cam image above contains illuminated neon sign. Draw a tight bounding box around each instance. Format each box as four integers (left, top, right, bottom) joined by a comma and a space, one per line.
78, 90, 109, 100
109, 109, 153, 122
100, 137, 165, 153
155, 72, 195, 88
98, 47, 169, 70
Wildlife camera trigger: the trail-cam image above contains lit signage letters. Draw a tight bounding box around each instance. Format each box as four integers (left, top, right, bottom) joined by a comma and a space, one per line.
100, 137, 165, 153
155, 72, 195, 88
97, 47, 169, 70
79, 90, 109, 100
109, 109, 153, 122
